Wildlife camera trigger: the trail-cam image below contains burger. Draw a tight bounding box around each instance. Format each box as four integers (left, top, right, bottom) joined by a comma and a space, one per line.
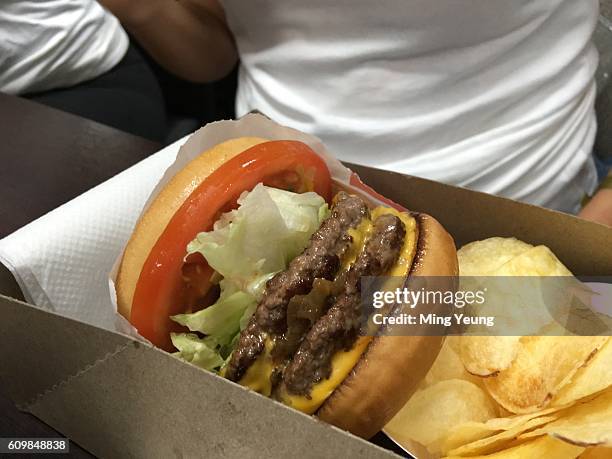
115, 136, 458, 439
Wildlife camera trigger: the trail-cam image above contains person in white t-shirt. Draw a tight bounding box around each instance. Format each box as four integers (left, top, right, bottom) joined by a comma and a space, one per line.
0, 0, 166, 141
103, 0, 612, 224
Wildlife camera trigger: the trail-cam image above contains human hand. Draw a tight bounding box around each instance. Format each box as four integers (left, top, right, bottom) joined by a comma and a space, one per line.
578, 188, 612, 227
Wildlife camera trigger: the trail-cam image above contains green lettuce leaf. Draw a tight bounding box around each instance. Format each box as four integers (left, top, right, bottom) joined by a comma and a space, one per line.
170, 333, 224, 371
172, 280, 256, 346
186, 183, 329, 299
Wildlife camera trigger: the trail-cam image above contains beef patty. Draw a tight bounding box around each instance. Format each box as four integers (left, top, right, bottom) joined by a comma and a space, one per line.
281, 213, 406, 396
224, 192, 369, 382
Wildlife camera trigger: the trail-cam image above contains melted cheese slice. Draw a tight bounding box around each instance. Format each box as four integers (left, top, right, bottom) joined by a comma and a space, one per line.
236, 206, 418, 413
238, 336, 274, 397
343, 217, 373, 269
279, 336, 372, 414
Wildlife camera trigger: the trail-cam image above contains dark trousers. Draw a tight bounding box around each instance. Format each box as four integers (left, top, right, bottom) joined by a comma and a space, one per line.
24, 44, 167, 142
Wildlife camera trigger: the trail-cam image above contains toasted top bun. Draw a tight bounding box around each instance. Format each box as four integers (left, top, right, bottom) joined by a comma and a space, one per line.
317, 213, 458, 438
116, 137, 268, 320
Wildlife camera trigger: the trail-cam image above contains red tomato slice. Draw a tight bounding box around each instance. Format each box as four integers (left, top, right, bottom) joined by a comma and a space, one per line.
131, 140, 332, 350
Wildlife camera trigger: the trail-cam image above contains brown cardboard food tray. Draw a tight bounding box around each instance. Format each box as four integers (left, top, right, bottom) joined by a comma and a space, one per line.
1, 163, 611, 459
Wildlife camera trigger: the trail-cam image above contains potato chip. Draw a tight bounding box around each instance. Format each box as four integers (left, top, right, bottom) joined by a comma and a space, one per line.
442, 421, 502, 455
483, 246, 575, 337
493, 245, 572, 277
446, 335, 462, 354
423, 337, 481, 388
482, 405, 571, 429
436, 238, 604, 459
384, 379, 497, 454
457, 240, 575, 378
520, 390, 612, 447
459, 336, 521, 376
484, 336, 608, 413
496, 406, 513, 418
446, 415, 558, 456
553, 339, 612, 406
445, 435, 584, 459
457, 237, 533, 276
580, 447, 612, 458
441, 405, 569, 454
496, 246, 574, 325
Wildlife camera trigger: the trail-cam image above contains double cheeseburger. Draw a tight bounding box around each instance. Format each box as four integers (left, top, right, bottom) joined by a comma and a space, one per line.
116, 137, 458, 438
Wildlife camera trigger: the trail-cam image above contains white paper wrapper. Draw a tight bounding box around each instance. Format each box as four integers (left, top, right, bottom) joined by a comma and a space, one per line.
0, 114, 388, 341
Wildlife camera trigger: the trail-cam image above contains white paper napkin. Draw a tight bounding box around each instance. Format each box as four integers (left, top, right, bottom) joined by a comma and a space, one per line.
0, 137, 184, 333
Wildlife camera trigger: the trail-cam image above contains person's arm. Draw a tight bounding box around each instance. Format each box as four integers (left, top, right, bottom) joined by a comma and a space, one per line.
100, 0, 237, 82
578, 187, 612, 227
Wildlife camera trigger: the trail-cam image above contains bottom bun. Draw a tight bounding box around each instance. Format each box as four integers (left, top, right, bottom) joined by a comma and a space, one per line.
317, 213, 458, 438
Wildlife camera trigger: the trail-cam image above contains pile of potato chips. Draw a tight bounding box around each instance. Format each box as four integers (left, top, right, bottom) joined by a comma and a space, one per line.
384, 238, 611, 458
